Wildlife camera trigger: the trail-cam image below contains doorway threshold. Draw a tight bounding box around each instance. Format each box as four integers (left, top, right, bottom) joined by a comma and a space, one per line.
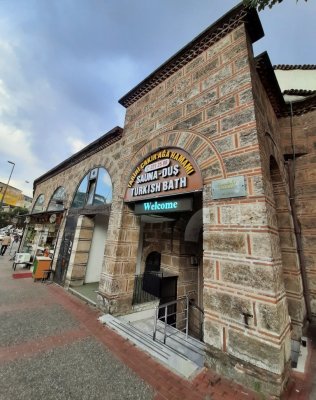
69, 282, 99, 306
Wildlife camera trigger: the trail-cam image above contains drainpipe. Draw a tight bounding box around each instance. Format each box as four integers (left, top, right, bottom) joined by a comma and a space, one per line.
286, 101, 312, 322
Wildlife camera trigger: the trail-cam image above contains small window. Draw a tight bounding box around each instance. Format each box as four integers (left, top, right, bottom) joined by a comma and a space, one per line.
32, 194, 45, 212
47, 187, 66, 211
71, 167, 112, 209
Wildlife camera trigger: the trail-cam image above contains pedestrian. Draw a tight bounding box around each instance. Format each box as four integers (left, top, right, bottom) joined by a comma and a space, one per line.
9, 235, 20, 260
0, 232, 11, 256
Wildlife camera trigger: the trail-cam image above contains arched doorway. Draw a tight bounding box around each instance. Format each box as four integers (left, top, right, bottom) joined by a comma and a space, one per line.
145, 251, 161, 272
54, 167, 112, 292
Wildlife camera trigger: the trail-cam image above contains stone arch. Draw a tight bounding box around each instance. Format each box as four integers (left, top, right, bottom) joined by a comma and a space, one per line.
121, 129, 226, 192
141, 243, 163, 274
47, 186, 66, 211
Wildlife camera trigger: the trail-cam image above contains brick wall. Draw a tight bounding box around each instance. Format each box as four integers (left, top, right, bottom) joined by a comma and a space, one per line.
279, 109, 316, 317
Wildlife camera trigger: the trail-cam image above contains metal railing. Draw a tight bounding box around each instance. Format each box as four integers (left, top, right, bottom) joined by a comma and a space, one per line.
153, 296, 190, 344
132, 273, 159, 305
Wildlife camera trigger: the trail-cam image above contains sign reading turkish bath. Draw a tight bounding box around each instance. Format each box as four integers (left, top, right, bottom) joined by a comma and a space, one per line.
124, 148, 203, 203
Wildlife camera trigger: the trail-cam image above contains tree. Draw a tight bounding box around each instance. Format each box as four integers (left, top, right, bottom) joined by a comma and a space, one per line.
0, 207, 28, 229
243, 0, 307, 11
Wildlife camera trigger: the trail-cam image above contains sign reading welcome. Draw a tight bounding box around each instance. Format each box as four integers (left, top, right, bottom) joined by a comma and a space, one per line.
124, 148, 202, 202
134, 197, 193, 215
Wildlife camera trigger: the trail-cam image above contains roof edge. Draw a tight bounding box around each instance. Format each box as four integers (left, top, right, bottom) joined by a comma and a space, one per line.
255, 51, 285, 117
34, 126, 123, 188
119, 3, 263, 108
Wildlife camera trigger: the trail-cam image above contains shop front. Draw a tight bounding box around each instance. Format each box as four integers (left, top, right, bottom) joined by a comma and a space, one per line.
124, 147, 204, 334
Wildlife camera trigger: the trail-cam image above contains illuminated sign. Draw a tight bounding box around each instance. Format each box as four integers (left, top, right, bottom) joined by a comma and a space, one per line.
212, 176, 246, 199
134, 197, 193, 215
125, 148, 202, 202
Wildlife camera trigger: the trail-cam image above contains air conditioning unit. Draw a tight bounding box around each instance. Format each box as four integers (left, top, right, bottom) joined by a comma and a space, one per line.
15, 253, 31, 263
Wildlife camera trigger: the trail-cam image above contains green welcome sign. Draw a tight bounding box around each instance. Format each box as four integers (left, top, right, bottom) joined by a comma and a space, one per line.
134, 197, 193, 215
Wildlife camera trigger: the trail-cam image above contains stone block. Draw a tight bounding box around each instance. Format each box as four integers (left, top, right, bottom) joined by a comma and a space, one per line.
287, 297, 306, 322
156, 109, 182, 129
207, 35, 232, 59
204, 288, 252, 323
227, 329, 285, 374
214, 136, 234, 153
222, 42, 247, 63
186, 136, 204, 154
201, 161, 222, 179
204, 319, 222, 349
76, 240, 92, 252
185, 54, 205, 73
239, 87, 253, 105
220, 202, 268, 226
173, 112, 203, 130
77, 227, 94, 240
203, 257, 215, 280
186, 89, 217, 113
202, 65, 232, 91
73, 252, 89, 264
256, 300, 289, 334
115, 244, 130, 258
196, 146, 215, 164
168, 84, 200, 108
197, 123, 218, 138
206, 96, 236, 119
203, 205, 217, 224
281, 251, 300, 271
221, 107, 255, 132
283, 274, 303, 294
308, 274, 316, 291
193, 58, 219, 82
253, 175, 265, 195
175, 76, 192, 93
204, 232, 246, 254
251, 232, 281, 259
220, 261, 275, 292
223, 151, 260, 173
220, 73, 251, 97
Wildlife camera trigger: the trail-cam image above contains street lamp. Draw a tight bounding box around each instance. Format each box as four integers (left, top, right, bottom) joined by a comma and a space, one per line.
0, 161, 15, 210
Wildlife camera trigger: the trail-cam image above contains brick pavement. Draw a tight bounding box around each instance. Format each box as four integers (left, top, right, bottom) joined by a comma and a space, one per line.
1, 255, 315, 400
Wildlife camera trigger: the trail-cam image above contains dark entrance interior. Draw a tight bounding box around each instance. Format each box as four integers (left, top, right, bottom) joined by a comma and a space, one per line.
143, 251, 178, 325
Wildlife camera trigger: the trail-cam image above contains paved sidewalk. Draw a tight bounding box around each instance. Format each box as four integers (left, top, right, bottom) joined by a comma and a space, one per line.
0, 254, 315, 400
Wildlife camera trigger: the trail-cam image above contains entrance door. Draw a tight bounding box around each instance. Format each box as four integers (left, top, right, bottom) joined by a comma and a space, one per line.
54, 215, 78, 285
85, 214, 108, 283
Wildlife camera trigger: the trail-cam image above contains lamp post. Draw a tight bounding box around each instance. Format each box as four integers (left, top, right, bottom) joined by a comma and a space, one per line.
0, 161, 15, 210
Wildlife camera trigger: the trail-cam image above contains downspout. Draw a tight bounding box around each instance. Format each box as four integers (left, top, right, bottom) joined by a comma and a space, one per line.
286, 101, 312, 322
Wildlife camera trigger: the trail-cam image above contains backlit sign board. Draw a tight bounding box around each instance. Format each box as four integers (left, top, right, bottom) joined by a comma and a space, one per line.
134, 197, 193, 215
125, 148, 202, 202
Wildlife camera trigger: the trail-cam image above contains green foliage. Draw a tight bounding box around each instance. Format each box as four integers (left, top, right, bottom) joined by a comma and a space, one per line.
0, 207, 28, 228
243, 0, 307, 11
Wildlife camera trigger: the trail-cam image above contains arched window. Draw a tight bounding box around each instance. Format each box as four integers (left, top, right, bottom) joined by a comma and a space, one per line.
47, 187, 66, 211
71, 167, 112, 209
145, 251, 161, 272
32, 194, 45, 213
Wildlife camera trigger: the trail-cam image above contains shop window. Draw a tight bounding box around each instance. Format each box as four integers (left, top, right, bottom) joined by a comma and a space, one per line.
32, 194, 45, 213
47, 187, 66, 211
71, 167, 112, 209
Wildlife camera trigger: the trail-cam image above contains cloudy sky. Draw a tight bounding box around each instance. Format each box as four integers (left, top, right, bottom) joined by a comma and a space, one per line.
0, 0, 315, 198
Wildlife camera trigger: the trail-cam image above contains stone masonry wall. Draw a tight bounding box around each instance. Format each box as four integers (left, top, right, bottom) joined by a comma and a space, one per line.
249, 44, 305, 341
30, 139, 122, 285
279, 109, 316, 317
97, 23, 292, 396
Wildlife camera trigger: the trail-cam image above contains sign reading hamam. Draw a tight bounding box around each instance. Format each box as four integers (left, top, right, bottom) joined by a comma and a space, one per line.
124, 148, 203, 202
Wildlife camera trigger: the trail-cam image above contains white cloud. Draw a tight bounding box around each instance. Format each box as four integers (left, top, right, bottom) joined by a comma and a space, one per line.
66, 136, 87, 154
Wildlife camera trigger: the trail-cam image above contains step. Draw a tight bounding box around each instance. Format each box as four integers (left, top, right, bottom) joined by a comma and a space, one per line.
99, 314, 202, 379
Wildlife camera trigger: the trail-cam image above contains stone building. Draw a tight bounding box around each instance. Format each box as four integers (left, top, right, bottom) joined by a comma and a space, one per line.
25, 4, 315, 397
